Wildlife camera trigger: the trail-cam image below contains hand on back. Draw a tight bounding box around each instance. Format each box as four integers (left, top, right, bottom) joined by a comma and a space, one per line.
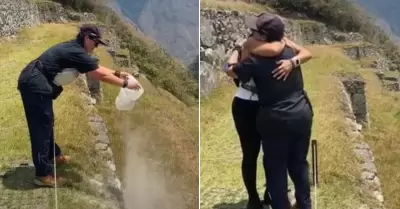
241, 37, 294, 81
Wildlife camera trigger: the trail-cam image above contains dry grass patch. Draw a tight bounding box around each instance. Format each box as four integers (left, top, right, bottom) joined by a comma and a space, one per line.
201, 0, 275, 14
97, 56, 199, 209
360, 69, 400, 209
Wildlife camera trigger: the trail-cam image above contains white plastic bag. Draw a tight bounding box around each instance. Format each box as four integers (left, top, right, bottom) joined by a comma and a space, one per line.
53, 68, 80, 86
115, 75, 144, 111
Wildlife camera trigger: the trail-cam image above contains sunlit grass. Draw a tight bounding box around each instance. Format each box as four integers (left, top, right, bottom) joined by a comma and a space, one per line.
200, 0, 275, 14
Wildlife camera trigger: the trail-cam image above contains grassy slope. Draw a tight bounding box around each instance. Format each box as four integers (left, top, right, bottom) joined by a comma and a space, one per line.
96, 50, 199, 208
362, 72, 400, 209
0, 22, 198, 209
200, 45, 400, 209
201, 0, 275, 13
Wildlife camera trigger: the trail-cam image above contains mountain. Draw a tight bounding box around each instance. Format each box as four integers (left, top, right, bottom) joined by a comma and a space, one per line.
109, 0, 199, 66
353, 0, 400, 41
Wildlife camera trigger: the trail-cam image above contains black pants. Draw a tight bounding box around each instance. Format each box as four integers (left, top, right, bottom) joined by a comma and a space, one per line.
257, 104, 313, 209
232, 97, 270, 205
20, 89, 61, 177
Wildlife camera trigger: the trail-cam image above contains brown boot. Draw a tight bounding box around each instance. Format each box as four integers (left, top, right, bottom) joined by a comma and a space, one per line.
33, 175, 67, 188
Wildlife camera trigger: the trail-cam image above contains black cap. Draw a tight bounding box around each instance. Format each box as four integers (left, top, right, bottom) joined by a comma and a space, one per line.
245, 13, 285, 40
79, 24, 108, 46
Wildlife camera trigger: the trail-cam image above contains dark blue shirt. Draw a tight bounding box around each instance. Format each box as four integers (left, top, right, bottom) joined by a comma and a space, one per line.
37, 39, 99, 80
233, 46, 312, 120
18, 39, 99, 98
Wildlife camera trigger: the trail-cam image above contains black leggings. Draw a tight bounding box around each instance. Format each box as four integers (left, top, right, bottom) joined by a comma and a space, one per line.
232, 97, 270, 203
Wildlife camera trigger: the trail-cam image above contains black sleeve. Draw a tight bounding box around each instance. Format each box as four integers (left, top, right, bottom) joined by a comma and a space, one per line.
233, 78, 240, 87
232, 57, 255, 83
67, 50, 99, 73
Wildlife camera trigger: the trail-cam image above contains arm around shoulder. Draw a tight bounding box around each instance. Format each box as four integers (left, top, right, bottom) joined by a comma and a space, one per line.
247, 39, 285, 58
284, 38, 312, 64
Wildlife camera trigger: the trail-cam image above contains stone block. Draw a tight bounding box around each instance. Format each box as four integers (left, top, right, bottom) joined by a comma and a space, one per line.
0, 0, 40, 37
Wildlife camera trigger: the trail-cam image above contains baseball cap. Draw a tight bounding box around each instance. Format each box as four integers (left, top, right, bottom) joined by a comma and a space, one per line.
245, 13, 285, 40
79, 24, 108, 46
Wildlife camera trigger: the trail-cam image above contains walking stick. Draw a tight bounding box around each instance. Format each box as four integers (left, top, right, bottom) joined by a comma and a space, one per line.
311, 139, 318, 186
311, 139, 318, 209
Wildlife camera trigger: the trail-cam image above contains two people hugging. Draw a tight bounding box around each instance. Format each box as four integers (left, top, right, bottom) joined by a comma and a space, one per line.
223, 13, 314, 209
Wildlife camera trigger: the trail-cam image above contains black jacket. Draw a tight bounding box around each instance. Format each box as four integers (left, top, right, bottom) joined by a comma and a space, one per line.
233, 46, 313, 121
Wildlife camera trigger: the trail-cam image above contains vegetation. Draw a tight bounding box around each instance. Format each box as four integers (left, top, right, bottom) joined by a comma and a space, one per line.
202, 0, 400, 73
52, 0, 198, 105
96, 45, 199, 209
201, 0, 275, 14
264, 0, 400, 71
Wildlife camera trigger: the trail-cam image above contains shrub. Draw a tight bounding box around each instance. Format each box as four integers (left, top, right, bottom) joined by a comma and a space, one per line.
251, 0, 400, 71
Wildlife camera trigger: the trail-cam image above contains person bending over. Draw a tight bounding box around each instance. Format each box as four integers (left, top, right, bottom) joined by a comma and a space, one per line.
17, 24, 141, 187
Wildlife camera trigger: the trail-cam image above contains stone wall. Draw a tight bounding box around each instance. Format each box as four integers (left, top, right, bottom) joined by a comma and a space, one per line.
75, 75, 124, 209
340, 74, 369, 127
344, 44, 378, 60
344, 44, 392, 74
0, 0, 40, 37
338, 73, 384, 209
199, 8, 364, 97
0, 0, 97, 36
36, 1, 96, 23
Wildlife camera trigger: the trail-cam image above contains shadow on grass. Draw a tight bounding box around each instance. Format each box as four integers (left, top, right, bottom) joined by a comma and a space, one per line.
1, 163, 83, 191
212, 200, 248, 209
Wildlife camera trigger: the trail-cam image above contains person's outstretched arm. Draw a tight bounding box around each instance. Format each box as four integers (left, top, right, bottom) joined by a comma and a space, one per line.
68, 49, 141, 90
87, 65, 141, 90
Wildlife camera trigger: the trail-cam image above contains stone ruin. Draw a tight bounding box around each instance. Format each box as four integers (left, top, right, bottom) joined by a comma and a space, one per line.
343, 43, 400, 92
374, 71, 400, 92
344, 44, 378, 60
340, 73, 369, 128
338, 72, 385, 208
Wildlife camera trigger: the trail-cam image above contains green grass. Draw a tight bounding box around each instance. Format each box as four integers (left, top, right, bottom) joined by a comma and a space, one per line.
383, 70, 398, 78
93, 33, 199, 209
200, 45, 387, 209
201, 0, 275, 14
97, 76, 199, 209
360, 70, 400, 209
